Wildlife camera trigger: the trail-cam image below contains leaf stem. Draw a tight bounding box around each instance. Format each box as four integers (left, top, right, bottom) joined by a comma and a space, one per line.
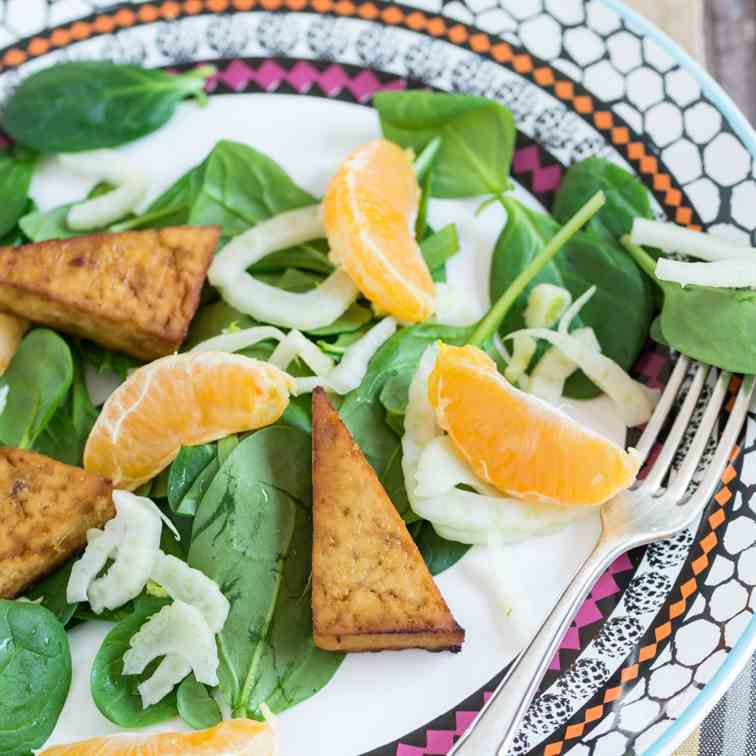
620, 235, 659, 280
468, 190, 606, 347
413, 137, 443, 182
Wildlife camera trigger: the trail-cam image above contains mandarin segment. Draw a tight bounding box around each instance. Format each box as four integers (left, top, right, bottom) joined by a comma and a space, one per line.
84, 352, 295, 490
428, 343, 639, 507
39, 718, 274, 755
323, 138, 435, 323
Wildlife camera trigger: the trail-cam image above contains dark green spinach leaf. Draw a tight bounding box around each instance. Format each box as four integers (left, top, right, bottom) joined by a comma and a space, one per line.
490, 197, 654, 397
24, 560, 78, 626
0, 150, 36, 239
0, 600, 71, 754
176, 675, 222, 730
167, 444, 216, 515
0, 329, 74, 448
90, 596, 177, 727
3, 63, 215, 153
189, 428, 342, 718
374, 91, 515, 198
420, 223, 459, 282
413, 521, 471, 576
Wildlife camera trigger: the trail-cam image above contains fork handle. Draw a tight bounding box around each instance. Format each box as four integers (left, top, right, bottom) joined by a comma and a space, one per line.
449, 534, 625, 756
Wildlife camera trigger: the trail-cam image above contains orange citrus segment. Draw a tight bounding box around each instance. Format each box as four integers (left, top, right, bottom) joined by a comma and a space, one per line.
428, 343, 639, 507
39, 718, 274, 755
84, 352, 295, 490
323, 138, 435, 323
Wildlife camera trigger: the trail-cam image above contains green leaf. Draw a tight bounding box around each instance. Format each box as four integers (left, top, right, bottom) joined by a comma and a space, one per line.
176, 675, 222, 730
23, 560, 78, 627
249, 239, 333, 276
77, 339, 142, 381
0, 329, 74, 448
167, 444, 216, 515
189, 428, 342, 718
420, 223, 459, 282
33, 353, 99, 466
413, 522, 470, 576
553, 157, 654, 242
90, 596, 177, 727
0, 151, 36, 239
623, 239, 756, 373
488, 197, 654, 397
0, 600, 71, 754
306, 302, 373, 336
3, 63, 215, 153
183, 301, 256, 351
375, 91, 516, 198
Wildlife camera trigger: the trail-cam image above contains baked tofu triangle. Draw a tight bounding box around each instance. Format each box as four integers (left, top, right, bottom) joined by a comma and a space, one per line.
311, 387, 465, 652
0, 447, 114, 599
0, 226, 219, 360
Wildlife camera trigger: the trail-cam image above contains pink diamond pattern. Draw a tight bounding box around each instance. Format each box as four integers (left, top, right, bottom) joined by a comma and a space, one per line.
206, 59, 406, 101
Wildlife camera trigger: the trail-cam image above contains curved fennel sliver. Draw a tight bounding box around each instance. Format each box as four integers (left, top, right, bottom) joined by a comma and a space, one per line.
208, 204, 359, 330
138, 655, 192, 708
402, 345, 588, 546
59, 150, 149, 230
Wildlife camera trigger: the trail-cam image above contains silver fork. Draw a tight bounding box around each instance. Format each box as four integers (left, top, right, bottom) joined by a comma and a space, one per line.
449, 358, 756, 756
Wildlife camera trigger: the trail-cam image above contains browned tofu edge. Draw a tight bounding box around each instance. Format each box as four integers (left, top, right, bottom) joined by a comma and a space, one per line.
0, 225, 220, 361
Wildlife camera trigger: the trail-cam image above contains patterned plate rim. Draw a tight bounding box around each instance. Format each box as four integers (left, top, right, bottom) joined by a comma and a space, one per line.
603, 5, 756, 752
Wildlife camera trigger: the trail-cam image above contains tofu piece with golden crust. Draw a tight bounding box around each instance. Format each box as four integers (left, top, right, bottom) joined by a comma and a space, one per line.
0, 226, 219, 361
311, 388, 465, 652
0, 447, 114, 599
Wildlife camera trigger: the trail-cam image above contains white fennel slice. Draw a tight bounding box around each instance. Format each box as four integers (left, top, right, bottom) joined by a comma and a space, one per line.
122, 600, 220, 687
503, 334, 536, 387
66, 517, 124, 604
190, 326, 286, 355
433, 283, 480, 326
150, 552, 229, 633
86, 490, 162, 614
137, 655, 192, 709
655, 257, 756, 289
631, 218, 755, 262
60, 150, 149, 230
269, 329, 335, 376
207, 205, 359, 330
524, 283, 572, 328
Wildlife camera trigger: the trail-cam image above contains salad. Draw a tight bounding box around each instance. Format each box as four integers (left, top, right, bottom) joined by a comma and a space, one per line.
0, 61, 750, 755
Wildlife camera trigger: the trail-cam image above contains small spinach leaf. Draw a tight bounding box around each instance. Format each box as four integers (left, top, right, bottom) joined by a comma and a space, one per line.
90, 596, 177, 727
0, 151, 36, 239
374, 91, 516, 198
78, 339, 142, 381
0, 600, 71, 754
33, 354, 99, 466
176, 675, 222, 730
168, 444, 216, 515
420, 223, 460, 283
413, 522, 470, 576
3, 63, 214, 153
0, 329, 74, 448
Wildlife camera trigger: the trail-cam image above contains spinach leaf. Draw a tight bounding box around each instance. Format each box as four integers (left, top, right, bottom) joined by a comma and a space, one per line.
24, 560, 78, 626
78, 339, 142, 381
249, 239, 332, 276
553, 157, 654, 242
183, 301, 256, 351
177, 675, 222, 730
0, 600, 71, 754
0, 151, 36, 239
189, 428, 342, 717
625, 240, 756, 373
90, 596, 177, 727
420, 223, 459, 282
317, 330, 366, 356
374, 91, 515, 198
33, 355, 99, 466
490, 197, 654, 397
19, 203, 75, 242
413, 522, 470, 576
0, 329, 74, 448
306, 302, 373, 336
2, 63, 214, 153
168, 444, 216, 515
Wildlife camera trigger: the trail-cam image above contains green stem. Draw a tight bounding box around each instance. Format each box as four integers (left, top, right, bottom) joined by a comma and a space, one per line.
413, 137, 442, 182
468, 190, 606, 347
620, 235, 659, 280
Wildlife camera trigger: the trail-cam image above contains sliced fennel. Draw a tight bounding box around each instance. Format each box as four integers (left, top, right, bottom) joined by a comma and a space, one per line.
524, 283, 572, 328
401, 345, 588, 545
655, 257, 756, 289
138, 655, 192, 709
207, 205, 359, 330
60, 150, 149, 230
434, 283, 480, 326
122, 600, 220, 687
87, 490, 163, 613
150, 552, 230, 633
190, 326, 286, 354
270, 329, 335, 376
503, 334, 536, 387
631, 218, 754, 262
528, 327, 600, 403
66, 518, 124, 604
